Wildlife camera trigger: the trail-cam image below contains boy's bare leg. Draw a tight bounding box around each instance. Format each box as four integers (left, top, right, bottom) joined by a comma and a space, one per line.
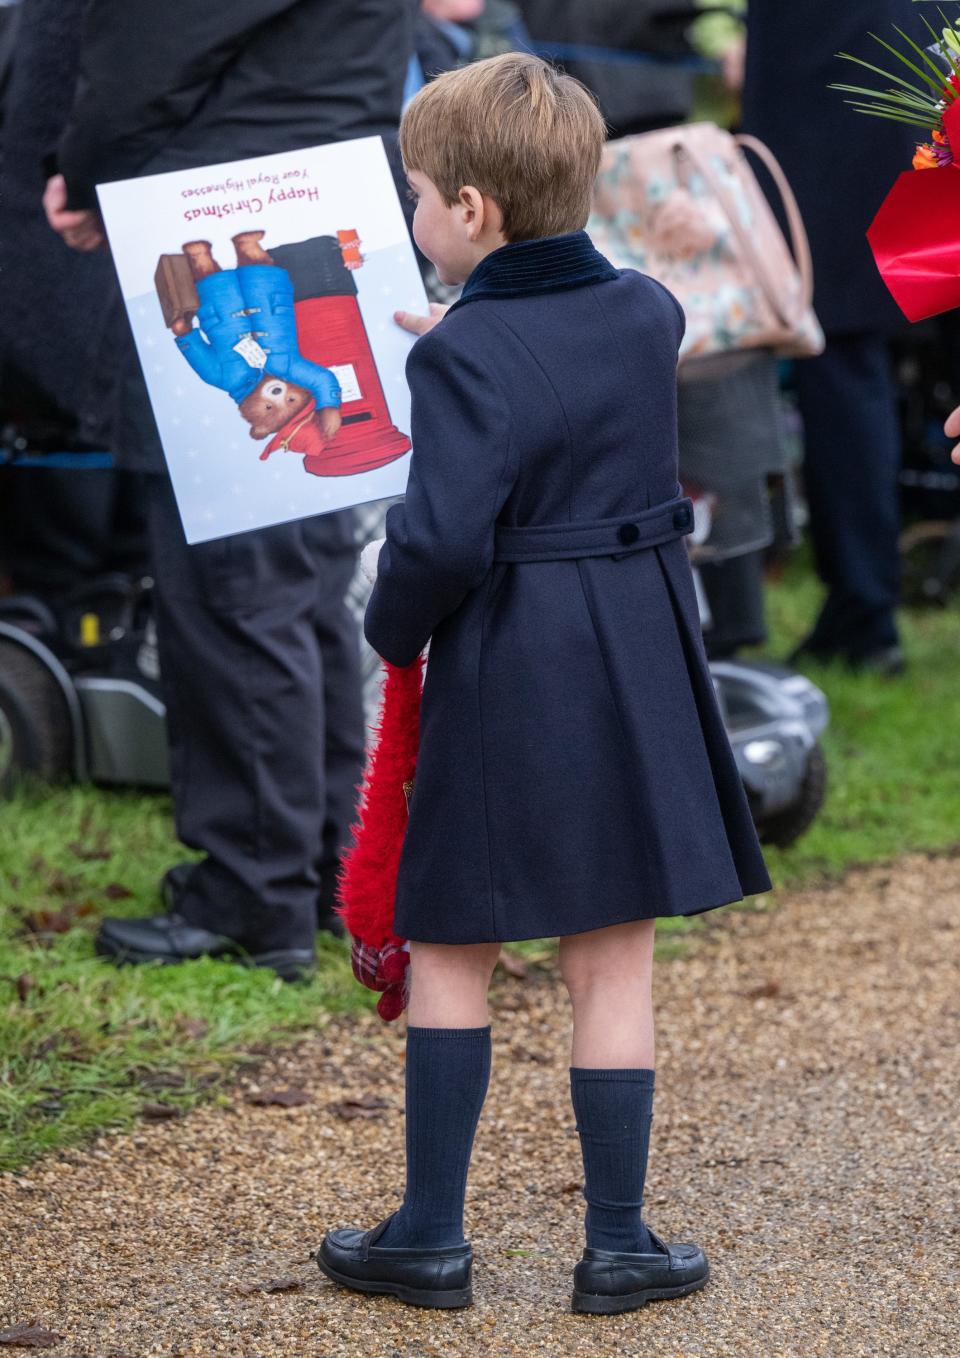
181, 240, 221, 281
233, 229, 274, 267
559, 919, 656, 1068
407, 941, 501, 1028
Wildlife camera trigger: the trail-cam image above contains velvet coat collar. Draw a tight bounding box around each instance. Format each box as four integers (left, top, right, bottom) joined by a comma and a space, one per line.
451, 230, 618, 309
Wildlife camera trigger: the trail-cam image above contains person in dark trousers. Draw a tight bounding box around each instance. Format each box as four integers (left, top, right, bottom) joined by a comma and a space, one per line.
44, 0, 418, 978
0, 0, 149, 601
315, 53, 770, 1315
743, 0, 915, 674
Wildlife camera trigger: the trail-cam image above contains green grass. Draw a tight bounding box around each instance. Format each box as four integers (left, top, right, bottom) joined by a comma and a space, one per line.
760, 556, 960, 885
2, 555, 959, 1169
0, 788, 370, 1170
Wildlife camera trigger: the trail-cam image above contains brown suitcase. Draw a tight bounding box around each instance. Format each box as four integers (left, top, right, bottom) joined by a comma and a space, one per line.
154, 253, 199, 330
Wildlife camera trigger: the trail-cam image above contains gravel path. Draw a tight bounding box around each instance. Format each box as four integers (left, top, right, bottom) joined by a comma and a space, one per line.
2, 854, 958, 1358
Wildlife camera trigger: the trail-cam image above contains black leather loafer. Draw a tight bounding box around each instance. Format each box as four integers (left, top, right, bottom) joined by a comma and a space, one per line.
95, 913, 314, 981
571, 1228, 709, 1315
316, 1219, 473, 1309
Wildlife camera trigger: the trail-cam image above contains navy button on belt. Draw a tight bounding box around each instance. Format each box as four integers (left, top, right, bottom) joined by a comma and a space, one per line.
673, 505, 693, 530
617, 523, 640, 546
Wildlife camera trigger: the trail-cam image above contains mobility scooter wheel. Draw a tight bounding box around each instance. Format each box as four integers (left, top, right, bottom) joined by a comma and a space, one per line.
0, 638, 73, 793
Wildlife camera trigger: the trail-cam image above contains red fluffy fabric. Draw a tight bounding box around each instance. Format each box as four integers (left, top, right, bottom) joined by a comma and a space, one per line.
337, 656, 424, 952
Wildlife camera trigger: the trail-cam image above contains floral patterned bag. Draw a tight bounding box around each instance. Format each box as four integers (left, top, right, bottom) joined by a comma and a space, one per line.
589, 121, 825, 365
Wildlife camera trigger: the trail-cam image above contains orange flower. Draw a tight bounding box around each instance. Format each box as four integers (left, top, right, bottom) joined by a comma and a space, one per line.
934, 128, 948, 145
913, 143, 939, 170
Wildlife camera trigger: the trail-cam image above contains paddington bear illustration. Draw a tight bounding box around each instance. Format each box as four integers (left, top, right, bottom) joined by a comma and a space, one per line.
165, 230, 343, 452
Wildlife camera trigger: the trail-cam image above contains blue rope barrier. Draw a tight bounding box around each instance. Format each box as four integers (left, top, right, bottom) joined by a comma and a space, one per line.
0, 449, 115, 469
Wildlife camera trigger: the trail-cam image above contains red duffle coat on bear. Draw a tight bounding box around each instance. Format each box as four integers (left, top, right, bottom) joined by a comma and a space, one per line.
364, 232, 771, 944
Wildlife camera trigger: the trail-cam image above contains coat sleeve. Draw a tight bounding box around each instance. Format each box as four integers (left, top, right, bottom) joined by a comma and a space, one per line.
287, 357, 342, 409
56, 0, 297, 208
363, 324, 516, 667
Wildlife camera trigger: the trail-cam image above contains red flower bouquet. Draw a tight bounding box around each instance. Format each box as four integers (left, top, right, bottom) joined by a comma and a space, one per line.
834, 7, 960, 320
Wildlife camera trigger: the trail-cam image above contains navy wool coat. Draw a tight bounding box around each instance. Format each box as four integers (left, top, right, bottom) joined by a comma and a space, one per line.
365, 233, 771, 944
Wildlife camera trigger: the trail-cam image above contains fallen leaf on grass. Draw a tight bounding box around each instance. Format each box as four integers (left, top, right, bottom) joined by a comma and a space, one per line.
23, 902, 97, 936
67, 839, 112, 862
235, 1277, 303, 1296
15, 973, 33, 1002
134, 1068, 186, 1091
46, 870, 83, 896
743, 980, 781, 1000
141, 1102, 181, 1121
175, 1015, 209, 1040
247, 1088, 312, 1108
0, 1323, 62, 1348
496, 948, 529, 980
32, 1029, 84, 1061
328, 1093, 389, 1120
103, 883, 134, 901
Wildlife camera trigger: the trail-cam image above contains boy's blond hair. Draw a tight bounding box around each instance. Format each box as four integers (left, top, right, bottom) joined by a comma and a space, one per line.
400, 52, 605, 243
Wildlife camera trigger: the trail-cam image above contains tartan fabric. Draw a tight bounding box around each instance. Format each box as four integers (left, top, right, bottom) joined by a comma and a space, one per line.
350, 936, 408, 991
350, 936, 410, 1021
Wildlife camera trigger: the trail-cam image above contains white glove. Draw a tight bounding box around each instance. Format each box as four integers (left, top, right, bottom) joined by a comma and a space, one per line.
360, 537, 387, 584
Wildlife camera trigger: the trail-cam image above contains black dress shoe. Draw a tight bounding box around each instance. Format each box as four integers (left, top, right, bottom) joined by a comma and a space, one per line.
316, 1218, 473, 1309
788, 641, 906, 677
94, 912, 314, 981
571, 1228, 709, 1315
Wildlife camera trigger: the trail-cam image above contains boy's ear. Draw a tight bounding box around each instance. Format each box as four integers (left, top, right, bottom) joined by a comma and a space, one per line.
458, 185, 505, 242
458, 185, 484, 239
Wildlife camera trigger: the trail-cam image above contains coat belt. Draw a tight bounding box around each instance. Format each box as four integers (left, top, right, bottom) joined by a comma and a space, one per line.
492, 496, 694, 563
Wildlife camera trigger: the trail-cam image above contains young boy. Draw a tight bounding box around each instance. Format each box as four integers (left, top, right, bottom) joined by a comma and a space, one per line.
316, 52, 770, 1315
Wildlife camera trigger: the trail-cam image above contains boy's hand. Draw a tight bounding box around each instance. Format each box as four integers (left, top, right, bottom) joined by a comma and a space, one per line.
360, 538, 387, 585
946, 405, 960, 465
42, 174, 106, 252
394, 304, 449, 337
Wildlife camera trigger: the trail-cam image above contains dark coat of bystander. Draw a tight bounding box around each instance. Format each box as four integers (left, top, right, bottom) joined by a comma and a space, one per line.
743, 0, 918, 337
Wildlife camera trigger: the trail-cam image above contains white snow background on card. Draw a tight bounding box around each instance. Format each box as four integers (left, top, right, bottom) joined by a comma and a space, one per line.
97, 138, 427, 543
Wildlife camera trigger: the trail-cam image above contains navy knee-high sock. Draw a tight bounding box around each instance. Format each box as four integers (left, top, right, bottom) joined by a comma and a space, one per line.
378, 1026, 492, 1249
570, 1067, 658, 1255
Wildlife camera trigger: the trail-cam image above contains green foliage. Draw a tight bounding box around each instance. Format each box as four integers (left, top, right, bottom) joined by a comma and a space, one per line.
832, 8, 960, 132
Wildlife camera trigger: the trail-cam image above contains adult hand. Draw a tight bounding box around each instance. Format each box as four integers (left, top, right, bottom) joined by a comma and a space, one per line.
42, 174, 106, 252
394, 303, 449, 337
421, 0, 484, 21
946, 405, 960, 465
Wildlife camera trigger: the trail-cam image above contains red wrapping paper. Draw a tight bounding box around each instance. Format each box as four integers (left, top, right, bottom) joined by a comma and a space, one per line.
867, 98, 960, 322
